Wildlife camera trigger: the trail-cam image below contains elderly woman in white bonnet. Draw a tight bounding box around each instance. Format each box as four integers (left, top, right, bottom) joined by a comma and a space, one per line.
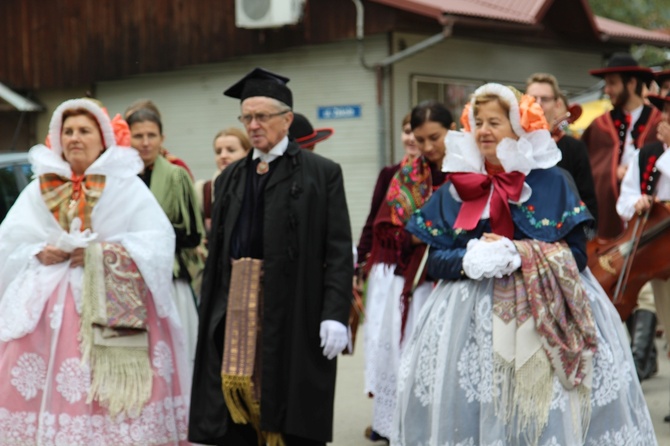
392, 83, 655, 446
0, 98, 193, 445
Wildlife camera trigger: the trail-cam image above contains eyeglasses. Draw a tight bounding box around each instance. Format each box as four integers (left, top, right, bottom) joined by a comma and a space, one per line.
532, 96, 556, 104
238, 110, 290, 125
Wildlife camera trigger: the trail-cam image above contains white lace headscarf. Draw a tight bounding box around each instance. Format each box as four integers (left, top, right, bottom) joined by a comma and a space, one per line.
443, 83, 561, 176
29, 98, 142, 179
47, 99, 117, 157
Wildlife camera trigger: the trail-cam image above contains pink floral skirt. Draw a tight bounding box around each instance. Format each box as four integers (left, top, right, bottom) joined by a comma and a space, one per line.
0, 283, 192, 446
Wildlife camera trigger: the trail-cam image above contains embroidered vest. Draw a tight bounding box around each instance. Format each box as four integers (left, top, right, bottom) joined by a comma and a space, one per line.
639, 142, 665, 195
611, 105, 653, 162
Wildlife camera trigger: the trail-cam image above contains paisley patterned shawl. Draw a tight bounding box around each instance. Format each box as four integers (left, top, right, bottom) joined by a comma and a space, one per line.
80, 241, 151, 417
492, 239, 596, 444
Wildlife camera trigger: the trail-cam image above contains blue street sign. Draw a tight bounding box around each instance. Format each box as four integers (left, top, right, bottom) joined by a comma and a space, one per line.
317, 105, 362, 120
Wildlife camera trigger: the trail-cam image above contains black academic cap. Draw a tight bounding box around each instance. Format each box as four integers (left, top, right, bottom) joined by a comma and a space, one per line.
223, 67, 293, 108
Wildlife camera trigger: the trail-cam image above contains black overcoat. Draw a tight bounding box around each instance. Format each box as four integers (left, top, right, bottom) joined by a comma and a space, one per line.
188, 141, 353, 444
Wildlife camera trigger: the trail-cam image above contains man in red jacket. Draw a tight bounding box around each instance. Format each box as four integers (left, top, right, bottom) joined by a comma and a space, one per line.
583, 53, 663, 384
582, 53, 661, 239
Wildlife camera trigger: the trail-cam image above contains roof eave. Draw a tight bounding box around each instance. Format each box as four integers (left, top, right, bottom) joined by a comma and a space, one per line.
369, 0, 443, 20
0, 82, 42, 112
598, 34, 670, 47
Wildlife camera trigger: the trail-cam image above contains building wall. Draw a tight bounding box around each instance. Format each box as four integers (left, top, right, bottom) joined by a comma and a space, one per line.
389, 33, 605, 161
27, 32, 608, 243
0, 0, 402, 90
94, 36, 390, 240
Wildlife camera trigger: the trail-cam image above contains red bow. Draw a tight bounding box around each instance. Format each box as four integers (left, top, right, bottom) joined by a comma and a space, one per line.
449, 171, 526, 238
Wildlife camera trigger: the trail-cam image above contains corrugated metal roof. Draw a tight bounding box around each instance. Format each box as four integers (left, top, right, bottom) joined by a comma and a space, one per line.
370, 0, 547, 24
594, 16, 670, 45
372, 0, 670, 46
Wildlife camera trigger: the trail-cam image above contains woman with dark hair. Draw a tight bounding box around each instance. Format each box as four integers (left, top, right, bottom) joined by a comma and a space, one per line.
410, 100, 453, 170
126, 108, 204, 365
393, 84, 655, 445
358, 105, 453, 441
0, 99, 192, 444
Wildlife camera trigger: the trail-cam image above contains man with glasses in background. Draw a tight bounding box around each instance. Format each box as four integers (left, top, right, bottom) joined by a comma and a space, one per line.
526, 72, 598, 225
189, 67, 354, 446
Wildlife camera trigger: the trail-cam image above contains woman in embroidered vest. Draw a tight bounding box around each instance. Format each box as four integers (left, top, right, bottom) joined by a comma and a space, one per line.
126, 108, 204, 366
195, 127, 251, 241
392, 84, 655, 446
359, 104, 453, 442
0, 99, 192, 445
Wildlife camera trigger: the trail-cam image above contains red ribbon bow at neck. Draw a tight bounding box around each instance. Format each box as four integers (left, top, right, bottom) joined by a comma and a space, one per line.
449, 171, 526, 238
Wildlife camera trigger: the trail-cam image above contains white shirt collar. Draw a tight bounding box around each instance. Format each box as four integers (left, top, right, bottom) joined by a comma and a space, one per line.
252, 136, 289, 163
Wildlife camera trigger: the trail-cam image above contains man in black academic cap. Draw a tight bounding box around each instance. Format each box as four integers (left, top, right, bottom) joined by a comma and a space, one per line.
189, 68, 353, 446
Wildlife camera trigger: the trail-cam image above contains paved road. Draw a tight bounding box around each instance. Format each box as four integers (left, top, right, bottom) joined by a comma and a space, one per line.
332, 333, 670, 445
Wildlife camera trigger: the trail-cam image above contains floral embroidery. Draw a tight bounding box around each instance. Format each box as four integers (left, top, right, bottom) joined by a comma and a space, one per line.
11, 353, 47, 400
413, 211, 464, 239
0, 397, 189, 445
516, 201, 587, 230
49, 303, 63, 330
387, 156, 432, 226
56, 358, 90, 404
458, 297, 494, 404
153, 341, 174, 383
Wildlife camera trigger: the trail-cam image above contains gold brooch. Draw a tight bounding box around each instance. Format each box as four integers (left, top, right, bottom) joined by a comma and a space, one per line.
256, 160, 269, 175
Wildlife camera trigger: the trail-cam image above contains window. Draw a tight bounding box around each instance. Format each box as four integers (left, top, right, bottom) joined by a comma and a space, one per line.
411, 75, 482, 129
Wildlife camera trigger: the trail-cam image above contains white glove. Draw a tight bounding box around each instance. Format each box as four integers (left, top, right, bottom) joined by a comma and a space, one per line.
53, 217, 98, 253
462, 237, 521, 280
320, 320, 348, 360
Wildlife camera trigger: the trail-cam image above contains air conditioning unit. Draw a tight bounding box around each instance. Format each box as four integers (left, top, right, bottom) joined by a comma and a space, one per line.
236, 0, 305, 29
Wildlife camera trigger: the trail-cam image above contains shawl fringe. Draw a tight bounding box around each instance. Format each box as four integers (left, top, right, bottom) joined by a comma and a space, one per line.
366, 221, 405, 272
221, 258, 285, 445
220, 375, 286, 446
492, 239, 596, 445
80, 242, 151, 417
493, 350, 553, 446
221, 374, 261, 428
